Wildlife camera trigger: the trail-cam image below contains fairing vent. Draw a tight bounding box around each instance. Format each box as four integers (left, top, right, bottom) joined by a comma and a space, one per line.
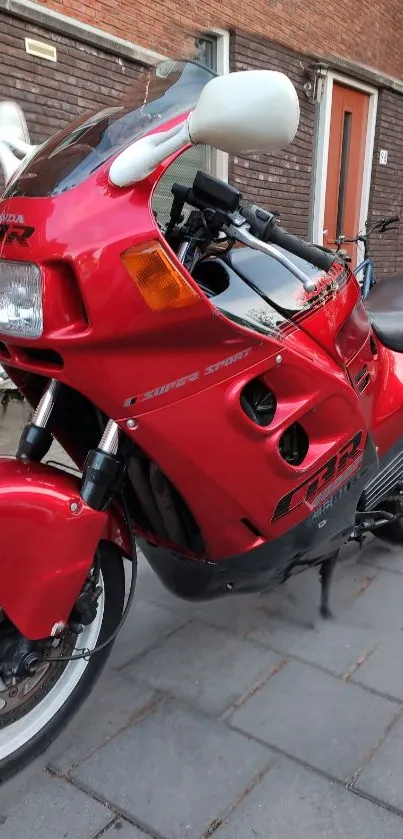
355, 364, 370, 394
279, 423, 309, 466
241, 379, 277, 427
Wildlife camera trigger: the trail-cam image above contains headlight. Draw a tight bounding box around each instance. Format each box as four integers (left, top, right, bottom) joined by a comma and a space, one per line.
0, 260, 43, 339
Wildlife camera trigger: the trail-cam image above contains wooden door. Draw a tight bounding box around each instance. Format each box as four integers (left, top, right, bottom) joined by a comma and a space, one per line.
324, 83, 369, 265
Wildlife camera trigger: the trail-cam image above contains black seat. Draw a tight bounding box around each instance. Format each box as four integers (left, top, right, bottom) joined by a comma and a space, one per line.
365, 274, 403, 352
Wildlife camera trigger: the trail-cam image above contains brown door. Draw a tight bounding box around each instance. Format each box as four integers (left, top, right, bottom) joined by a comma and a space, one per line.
323, 83, 369, 266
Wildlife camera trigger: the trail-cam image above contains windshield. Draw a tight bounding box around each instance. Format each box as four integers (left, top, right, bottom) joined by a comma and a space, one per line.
5, 60, 216, 198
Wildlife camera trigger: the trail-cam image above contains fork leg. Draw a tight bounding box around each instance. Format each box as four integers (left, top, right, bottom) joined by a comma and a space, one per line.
319, 552, 339, 619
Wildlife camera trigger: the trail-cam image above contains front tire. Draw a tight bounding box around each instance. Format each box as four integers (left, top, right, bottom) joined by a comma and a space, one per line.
0, 541, 128, 783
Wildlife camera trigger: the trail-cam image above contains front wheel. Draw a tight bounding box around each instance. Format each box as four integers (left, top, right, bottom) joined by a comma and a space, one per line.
0, 541, 127, 783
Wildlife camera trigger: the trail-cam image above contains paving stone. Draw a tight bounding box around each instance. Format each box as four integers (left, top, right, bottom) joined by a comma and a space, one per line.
128, 621, 281, 715
355, 715, 403, 810
254, 560, 378, 634
358, 538, 403, 575
0, 772, 112, 839
352, 632, 403, 699
289, 621, 379, 678
72, 699, 273, 839
110, 600, 189, 669
248, 615, 310, 655
230, 660, 398, 781
101, 821, 149, 838
343, 570, 403, 630
213, 758, 403, 839
193, 593, 275, 635
135, 556, 196, 619
48, 672, 156, 773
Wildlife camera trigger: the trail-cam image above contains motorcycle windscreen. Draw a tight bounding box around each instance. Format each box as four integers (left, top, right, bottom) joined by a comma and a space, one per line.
4, 61, 215, 199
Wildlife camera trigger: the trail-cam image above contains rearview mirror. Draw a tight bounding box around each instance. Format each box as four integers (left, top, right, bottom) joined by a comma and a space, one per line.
109, 70, 300, 188
0, 101, 37, 185
188, 70, 300, 155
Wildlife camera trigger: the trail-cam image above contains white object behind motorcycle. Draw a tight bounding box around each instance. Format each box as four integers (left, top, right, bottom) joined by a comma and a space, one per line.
109, 69, 300, 188
0, 100, 37, 185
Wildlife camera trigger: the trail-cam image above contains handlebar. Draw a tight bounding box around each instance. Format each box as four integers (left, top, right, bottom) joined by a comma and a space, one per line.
241, 204, 337, 273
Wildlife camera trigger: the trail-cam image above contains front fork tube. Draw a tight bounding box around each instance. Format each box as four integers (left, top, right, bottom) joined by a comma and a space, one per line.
17, 379, 126, 512
17, 378, 60, 462
80, 419, 126, 511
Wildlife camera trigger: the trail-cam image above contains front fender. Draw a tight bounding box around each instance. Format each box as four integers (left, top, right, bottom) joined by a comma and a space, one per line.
0, 457, 126, 639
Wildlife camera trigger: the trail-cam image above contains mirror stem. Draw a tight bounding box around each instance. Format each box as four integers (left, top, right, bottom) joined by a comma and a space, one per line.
109, 119, 191, 188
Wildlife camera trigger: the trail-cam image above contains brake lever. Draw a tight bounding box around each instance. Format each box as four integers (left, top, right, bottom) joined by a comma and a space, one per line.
225, 222, 317, 292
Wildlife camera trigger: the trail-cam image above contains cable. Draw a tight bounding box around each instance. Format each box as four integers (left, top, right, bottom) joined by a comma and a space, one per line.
48, 492, 137, 663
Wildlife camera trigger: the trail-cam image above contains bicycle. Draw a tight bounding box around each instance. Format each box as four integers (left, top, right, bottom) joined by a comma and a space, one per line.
336, 215, 400, 299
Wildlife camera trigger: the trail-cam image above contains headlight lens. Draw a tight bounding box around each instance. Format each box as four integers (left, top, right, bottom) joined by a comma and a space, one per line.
0, 260, 43, 339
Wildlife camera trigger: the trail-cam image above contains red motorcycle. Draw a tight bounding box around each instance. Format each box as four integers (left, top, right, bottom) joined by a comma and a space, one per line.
0, 60, 402, 779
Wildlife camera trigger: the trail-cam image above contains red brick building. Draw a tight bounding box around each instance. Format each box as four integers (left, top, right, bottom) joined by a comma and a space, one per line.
1, 0, 403, 274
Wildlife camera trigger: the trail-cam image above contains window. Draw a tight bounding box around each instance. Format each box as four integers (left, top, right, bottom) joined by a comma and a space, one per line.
152, 36, 219, 228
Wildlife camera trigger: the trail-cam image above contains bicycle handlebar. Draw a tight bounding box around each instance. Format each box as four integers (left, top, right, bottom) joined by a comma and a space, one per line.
337, 215, 400, 246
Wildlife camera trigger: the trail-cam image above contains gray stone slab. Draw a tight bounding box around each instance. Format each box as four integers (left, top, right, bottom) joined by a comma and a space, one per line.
0, 772, 112, 839
135, 556, 195, 619
48, 672, 156, 773
248, 615, 310, 655
102, 822, 149, 838
358, 538, 403, 574
110, 600, 189, 669
343, 570, 403, 630
193, 593, 275, 635
355, 714, 403, 809
129, 621, 281, 715
214, 758, 403, 839
254, 560, 378, 635
72, 699, 273, 839
230, 660, 398, 781
289, 622, 379, 678
352, 633, 403, 699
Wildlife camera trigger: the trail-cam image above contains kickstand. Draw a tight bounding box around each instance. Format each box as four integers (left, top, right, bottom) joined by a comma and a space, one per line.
319, 553, 339, 620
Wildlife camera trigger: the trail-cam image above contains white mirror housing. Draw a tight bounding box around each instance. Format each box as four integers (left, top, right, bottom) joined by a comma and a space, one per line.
188, 70, 300, 155
0, 101, 37, 185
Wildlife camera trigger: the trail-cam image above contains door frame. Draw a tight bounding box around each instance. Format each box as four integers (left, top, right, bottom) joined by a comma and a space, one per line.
311, 72, 378, 256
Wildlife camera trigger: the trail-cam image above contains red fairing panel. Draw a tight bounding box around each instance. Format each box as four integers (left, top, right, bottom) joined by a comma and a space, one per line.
0, 458, 127, 639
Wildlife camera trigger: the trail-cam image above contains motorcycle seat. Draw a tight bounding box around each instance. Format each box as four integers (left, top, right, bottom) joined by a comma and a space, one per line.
365, 274, 403, 352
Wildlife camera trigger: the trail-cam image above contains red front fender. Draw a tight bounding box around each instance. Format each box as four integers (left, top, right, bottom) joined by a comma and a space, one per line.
0, 457, 130, 640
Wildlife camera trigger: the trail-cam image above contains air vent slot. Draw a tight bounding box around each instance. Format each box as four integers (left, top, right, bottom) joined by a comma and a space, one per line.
279, 422, 309, 465
241, 517, 264, 538
20, 348, 63, 369
240, 378, 276, 427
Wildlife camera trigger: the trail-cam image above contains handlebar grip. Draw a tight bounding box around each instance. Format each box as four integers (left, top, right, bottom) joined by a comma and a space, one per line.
268, 226, 336, 273
387, 215, 400, 224
240, 204, 257, 228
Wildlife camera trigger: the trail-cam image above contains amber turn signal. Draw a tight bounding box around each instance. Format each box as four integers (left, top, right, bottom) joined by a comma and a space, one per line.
121, 242, 201, 311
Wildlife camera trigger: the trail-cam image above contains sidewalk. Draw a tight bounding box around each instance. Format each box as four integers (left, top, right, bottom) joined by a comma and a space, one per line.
1, 402, 403, 837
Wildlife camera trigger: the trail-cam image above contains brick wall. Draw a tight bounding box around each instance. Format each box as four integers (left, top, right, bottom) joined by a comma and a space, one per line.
36, 0, 403, 82
0, 10, 143, 146
368, 88, 403, 278
229, 32, 315, 238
